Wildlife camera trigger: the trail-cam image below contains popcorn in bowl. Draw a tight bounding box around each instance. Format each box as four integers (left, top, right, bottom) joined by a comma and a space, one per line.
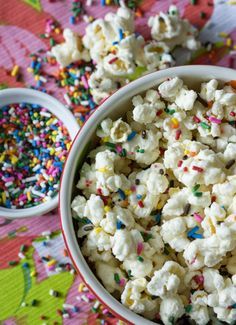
71, 77, 236, 324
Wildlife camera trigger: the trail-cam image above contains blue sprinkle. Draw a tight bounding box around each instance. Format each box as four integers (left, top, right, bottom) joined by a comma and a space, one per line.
101, 0, 106, 5
73, 306, 80, 313
116, 220, 123, 230
231, 303, 236, 308
117, 188, 126, 200
43, 241, 47, 247
191, 233, 203, 239
70, 16, 75, 25
119, 28, 123, 41
112, 41, 119, 45
155, 213, 162, 224
22, 262, 29, 268
136, 194, 142, 200
127, 131, 137, 141
187, 226, 199, 237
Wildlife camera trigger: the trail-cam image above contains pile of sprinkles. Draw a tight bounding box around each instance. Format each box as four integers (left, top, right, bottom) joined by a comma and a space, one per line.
0, 103, 71, 209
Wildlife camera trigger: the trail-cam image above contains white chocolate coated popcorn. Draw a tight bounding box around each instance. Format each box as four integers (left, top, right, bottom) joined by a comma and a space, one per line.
72, 77, 236, 324
51, 28, 90, 67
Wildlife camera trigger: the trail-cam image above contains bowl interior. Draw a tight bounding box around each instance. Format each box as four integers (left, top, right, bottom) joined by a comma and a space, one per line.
0, 88, 79, 219
60, 65, 236, 325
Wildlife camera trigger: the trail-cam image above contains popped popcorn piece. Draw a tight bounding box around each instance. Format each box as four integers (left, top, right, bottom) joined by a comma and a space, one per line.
158, 77, 183, 101
51, 28, 90, 67
122, 254, 153, 279
159, 294, 185, 325
95, 261, 127, 293
175, 87, 197, 111
147, 261, 185, 297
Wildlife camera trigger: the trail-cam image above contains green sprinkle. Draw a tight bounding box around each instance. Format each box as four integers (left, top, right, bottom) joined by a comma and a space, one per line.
127, 270, 133, 279
114, 273, 120, 284
200, 122, 211, 130
137, 256, 144, 262
121, 148, 127, 157
185, 304, 192, 313
190, 0, 197, 4
192, 184, 200, 192
104, 142, 116, 149
168, 316, 175, 325
8, 260, 18, 266
20, 245, 27, 252
138, 149, 145, 153
194, 192, 203, 197
31, 299, 38, 306
50, 38, 56, 47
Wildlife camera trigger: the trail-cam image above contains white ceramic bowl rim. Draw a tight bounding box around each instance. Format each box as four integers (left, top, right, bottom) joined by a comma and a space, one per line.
0, 88, 79, 219
60, 65, 236, 325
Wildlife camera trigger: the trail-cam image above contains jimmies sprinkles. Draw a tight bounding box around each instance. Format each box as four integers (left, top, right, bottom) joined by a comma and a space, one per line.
72, 77, 236, 325
0, 103, 71, 209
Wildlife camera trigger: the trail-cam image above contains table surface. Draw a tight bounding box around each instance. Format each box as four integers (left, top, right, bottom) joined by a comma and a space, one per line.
0, 0, 236, 324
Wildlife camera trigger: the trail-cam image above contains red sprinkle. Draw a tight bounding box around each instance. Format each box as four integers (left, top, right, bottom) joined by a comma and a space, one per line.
97, 188, 103, 196
192, 166, 204, 172
175, 129, 182, 140
177, 160, 183, 167
183, 167, 188, 172
138, 200, 144, 208
211, 195, 216, 202
193, 116, 201, 123
108, 57, 118, 64
156, 109, 163, 116
230, 111, 235, 117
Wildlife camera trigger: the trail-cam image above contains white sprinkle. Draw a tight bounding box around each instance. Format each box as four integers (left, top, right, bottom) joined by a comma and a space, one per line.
81, 295, 89, 303
33, 164, 41, 172
93, 301, 100, 309
41, 230, 51, 236
83, 15, 90, 23
80, 100, 89, 106
55, 267, 63, 273
70, 269, 75, 275
21, 302, 27, 307
32, 189, 45, 198
40, 111, 51, 117
5, 182, 13, 187
55, 147, 62, 152
64, 93, 72, 105
86, 0, 93, 5
39, 76, 47, 83
76, 296, 81, 301
63, 304, 74, 309
22, 176, 37, 183
74, 79, 79, 86
82, 286, 89, 292
18, 252, 26, 259
85, 66, 92, 72
62, 313, 70, 319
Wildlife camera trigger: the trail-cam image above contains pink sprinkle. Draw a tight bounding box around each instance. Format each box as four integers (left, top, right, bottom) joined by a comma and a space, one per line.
119, 279, 126, 287
137, 242, 144, 255
116, 145, 123, 153
193, 275, 204, 285
87, 293, 96, 300
190, 258, 196, 265
209, 116, 222, 124
130, 185, 136, 192
102, 309, 109, 315
81, 75, 89, 89
194, 213, 203, 223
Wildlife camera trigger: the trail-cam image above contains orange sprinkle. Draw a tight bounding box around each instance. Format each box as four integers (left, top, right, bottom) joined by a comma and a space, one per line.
207, 101, 213, 108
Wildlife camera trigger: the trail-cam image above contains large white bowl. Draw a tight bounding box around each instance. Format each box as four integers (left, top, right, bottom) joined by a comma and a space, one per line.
60, 65, 236, 325
0, 88, 79, 219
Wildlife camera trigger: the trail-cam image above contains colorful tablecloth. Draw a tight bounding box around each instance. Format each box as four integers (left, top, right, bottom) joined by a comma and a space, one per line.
0, 1, 236, 324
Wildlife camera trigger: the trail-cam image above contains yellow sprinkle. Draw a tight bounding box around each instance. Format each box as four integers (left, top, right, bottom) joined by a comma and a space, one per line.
171, 117, 179, 129
66, 143, 71, 151
27, 192, 32, 202
47, 259, 57, 267
97, 167, 108, 173
46, 118, 53, 126
73, 92, 79, 98
156, 201, 164, 209
33, 157, 38, 164
17, 226, 28, 232
0, 154, 5, 163
94, 227, 102, 234
34, 75, 40, 81
234, 45, 236, 50
60, 72, 67, 79
27, 67, 33, 73
88, 16, 94, 22
218, 32, 228, 38
117, 321, 126, 325
54, 27, 61, 34
208, 218, 216, 234
184, 149, 189, 155
2, 192, 6, 204
49, 176, 54, 182
11, 65, 19, 77
61, 80, 66, 87
11, 155, 18, 164
124, 31, 130, 37
106, 0, 111, 4
124, 190, 132, 196
226, 38, 232, 47
101, 136, 110, 143
30, 270, 37, 277
109, 46, 117, 52
104, 206, 111, 213
78, 283, 84, 292
33, 112, 38, 117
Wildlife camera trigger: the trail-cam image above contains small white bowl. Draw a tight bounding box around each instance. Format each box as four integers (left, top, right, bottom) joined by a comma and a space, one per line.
60, 65, 236, 325
0, 88, 79, 219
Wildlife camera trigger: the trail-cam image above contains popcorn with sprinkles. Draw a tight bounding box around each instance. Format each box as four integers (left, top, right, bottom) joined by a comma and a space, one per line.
71, 77, 236, 324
